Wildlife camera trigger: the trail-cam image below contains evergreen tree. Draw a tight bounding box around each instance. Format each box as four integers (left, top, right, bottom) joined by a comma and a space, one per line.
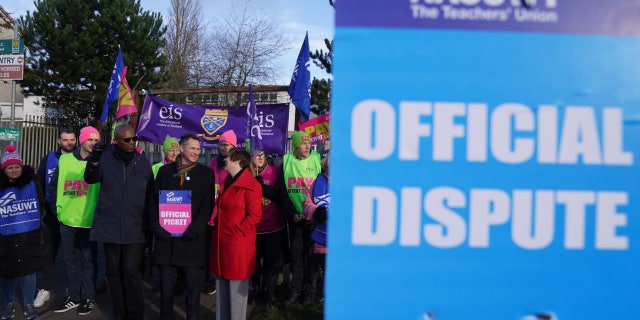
309, 0, 334, 116
311, 77, 331, 116
18, 0, 167, 126
310, 38, 332, 74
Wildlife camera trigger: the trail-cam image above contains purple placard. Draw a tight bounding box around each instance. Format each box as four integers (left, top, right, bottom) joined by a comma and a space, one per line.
336, 0, 640, 36
138, 96, 290, 154
159, 190, 191, 236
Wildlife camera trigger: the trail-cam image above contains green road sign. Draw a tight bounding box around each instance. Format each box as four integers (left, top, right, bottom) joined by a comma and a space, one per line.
0, 39, 24, 55
0, 127, 20, 142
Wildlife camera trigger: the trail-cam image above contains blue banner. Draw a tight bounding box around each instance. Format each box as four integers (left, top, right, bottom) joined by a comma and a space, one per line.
337, 0, 640, 35
330, 1, 640, 319
0, 181, 41, 236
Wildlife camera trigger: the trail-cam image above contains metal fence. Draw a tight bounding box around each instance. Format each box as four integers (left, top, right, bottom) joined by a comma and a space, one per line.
0, 115, 223, 170
0, 115, 61, 168
0, 115, 293, 171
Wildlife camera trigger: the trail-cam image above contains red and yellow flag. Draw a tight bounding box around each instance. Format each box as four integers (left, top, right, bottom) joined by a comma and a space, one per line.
115, 66, 137, 120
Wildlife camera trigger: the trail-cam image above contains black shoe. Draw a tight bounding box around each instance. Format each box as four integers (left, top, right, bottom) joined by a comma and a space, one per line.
264, 288, 275, 304
53, 297, 80, 313
1, 302, 15, 320
303, 293, 315, 305
77, 300, 94, 316
96, 279, 108, 294
202, 282, 216, 295
284, 292, 299, 306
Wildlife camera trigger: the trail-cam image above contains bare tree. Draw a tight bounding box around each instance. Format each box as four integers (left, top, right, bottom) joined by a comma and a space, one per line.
200, 0, 290, 88
164, 0, 205, 88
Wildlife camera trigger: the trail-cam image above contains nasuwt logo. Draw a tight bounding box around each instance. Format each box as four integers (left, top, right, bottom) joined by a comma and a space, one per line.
166, 192, 184, 203
0, 192, 37, 216
409, 0, 559, 23
0, 192, 16, 207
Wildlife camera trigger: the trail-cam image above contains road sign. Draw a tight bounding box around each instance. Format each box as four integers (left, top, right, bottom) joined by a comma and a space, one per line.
0, 128, 20, 142
0, 39, 24, 55
0, 54, 24, 80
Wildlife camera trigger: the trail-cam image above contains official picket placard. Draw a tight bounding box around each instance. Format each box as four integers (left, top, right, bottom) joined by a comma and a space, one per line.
330, 1, 640, 319
159, 190, 192, 236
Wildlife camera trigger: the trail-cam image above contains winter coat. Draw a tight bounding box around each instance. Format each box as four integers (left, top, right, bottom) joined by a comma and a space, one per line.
207, 156, 229, 225
84, 146, 154, 244
0, 166, 45, 277
303, 172, 329, 252
150, 161, 214, 266
255, 164, 286, 234
209, 168, 262, 280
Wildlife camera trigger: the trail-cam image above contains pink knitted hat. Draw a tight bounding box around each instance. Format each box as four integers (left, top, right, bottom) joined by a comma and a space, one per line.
219, 130, 237, 147
79, 126, 100, 145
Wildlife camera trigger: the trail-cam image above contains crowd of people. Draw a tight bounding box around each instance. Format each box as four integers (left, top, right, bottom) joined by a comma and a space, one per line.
0, 124, 330, 320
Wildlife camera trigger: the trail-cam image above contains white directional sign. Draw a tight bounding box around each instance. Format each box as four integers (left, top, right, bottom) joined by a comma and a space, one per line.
0, 55, 24, 80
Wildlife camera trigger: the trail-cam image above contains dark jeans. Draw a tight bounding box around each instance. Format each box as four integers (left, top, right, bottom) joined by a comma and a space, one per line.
304, 252, 326, 299
288, 220, 315, 295
37, 205, 61, 290
104, 243, 144, 320
203, 225, 214, 286
159, 265, 201, 320
0, 274, 36, 306
59, 224, 95, 301
253, 228, 286, 299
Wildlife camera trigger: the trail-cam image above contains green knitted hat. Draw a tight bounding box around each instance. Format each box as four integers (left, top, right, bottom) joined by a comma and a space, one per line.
291, 131, 310, 149
162, 137, 179, 153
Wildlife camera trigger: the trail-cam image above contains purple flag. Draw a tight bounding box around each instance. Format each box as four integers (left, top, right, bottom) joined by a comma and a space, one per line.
246, 85, 264, 156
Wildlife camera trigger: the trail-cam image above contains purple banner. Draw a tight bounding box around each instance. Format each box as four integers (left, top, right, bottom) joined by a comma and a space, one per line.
336, 0, 640, 36
137, 96, 289, 154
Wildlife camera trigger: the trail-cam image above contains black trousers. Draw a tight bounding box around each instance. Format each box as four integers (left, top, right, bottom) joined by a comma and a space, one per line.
252, 228, 286, 298
104, 243, 145, 320
304, 252, 326, 299
159, 265, 201, 320
288, 220, 315, 295
36, 204, 61, 290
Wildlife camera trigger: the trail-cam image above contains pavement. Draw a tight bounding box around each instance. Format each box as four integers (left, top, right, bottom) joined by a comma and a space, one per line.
31, 262, 220, 320
35, 276, 218, 320
35, 279, 219, 320
22, 245, 223, 320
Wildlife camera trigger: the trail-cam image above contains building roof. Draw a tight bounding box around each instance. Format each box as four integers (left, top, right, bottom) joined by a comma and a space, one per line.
0, 5, 16, 28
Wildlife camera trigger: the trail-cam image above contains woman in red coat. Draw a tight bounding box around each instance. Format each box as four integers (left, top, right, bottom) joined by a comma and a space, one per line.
209, 148, 262, 320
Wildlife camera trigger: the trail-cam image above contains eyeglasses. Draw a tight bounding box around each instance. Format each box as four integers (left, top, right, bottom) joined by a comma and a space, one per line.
118, 136, 138, 143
